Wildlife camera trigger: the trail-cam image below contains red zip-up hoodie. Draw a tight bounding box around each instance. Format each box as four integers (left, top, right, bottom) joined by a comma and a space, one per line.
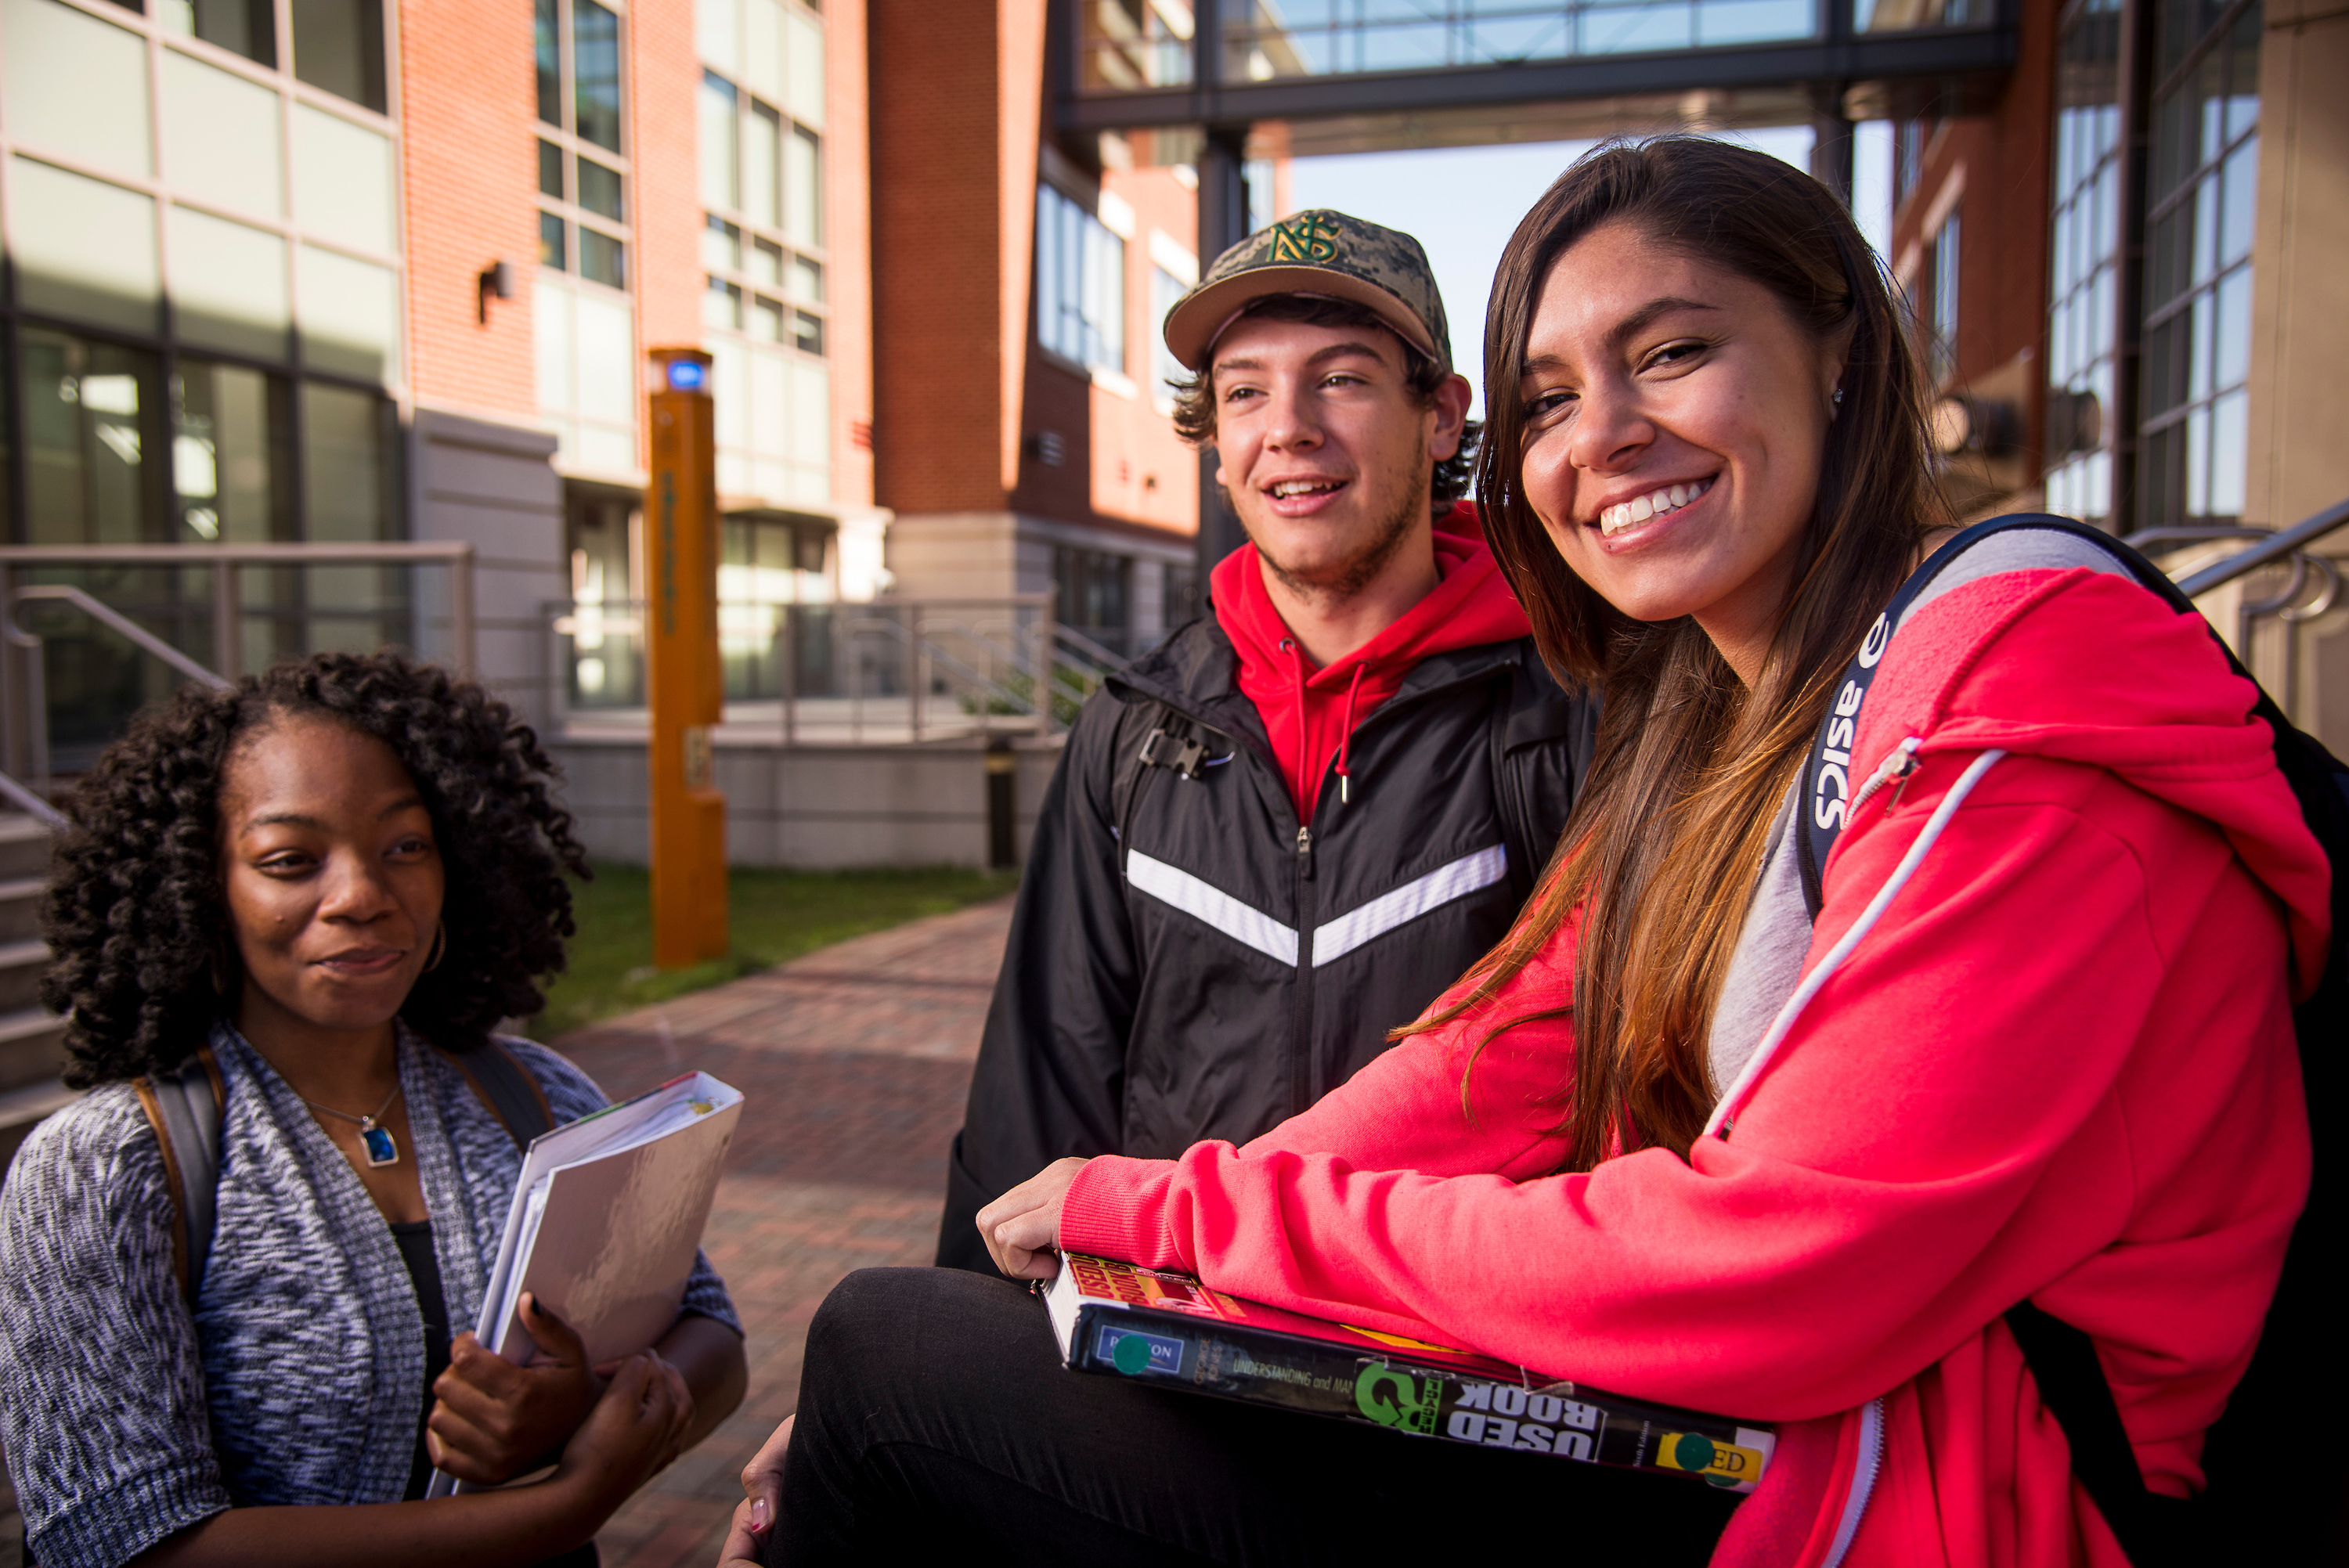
1214, 502, 1533, 820
1066, 561, 2326, 1566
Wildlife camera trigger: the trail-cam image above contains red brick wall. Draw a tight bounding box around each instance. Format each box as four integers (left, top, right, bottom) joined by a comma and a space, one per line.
825, 0, 876, 508
630, 0, 701, 465
997, 0, 1048, 498
399, 0, 539, 418
870, 0, 1010, 514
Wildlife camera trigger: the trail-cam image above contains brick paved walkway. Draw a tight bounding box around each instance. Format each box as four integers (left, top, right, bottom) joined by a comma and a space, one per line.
554, 896, 1014, 1568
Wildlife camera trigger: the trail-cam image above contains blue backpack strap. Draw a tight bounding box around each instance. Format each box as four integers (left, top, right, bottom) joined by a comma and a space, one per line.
132, 1045, 226, 1302
442, 1040, 557, 1148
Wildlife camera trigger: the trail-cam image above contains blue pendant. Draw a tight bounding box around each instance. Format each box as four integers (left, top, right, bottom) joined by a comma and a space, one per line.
360, 1123, 399, 1168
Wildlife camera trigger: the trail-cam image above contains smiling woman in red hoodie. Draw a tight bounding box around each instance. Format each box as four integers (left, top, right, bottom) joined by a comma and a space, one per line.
723, 139, 2323, 1568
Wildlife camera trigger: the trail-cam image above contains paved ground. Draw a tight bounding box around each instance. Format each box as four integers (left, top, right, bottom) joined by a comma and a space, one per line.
555, 895, 1014, 1568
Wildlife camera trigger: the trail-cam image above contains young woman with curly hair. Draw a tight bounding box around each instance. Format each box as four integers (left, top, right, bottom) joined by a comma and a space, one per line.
0, 651, 746, 1568
720, 137, 2323, 1566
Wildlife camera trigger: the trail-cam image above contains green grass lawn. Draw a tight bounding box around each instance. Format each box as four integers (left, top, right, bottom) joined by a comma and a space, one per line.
525, 863, 1018, 1040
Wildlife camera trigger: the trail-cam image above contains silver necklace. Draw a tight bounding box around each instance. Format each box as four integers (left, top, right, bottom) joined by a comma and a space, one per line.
304, 1082, 403, 1168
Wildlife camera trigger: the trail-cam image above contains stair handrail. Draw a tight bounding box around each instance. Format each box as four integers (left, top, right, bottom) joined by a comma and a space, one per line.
0, 767, 67, 830
2174, 496, 2349, 598
11, 586, 233, 691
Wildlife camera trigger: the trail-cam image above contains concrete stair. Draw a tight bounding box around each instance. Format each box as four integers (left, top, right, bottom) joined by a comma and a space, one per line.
0, 812, 69, 1174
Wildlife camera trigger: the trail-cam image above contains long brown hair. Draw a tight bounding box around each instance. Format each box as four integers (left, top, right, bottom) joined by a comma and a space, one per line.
1414, 136, 1945, 1169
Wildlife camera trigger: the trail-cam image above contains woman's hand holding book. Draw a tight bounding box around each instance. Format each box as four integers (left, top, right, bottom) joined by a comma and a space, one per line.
977, 1158, 1090, 1281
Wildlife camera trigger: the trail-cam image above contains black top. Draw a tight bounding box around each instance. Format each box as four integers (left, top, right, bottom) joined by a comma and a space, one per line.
389, 1220, 453, 1502
940, 615, 1596, 1272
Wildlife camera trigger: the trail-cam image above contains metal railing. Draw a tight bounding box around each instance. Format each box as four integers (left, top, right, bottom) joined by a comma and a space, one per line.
547, 592, 1148, 745
0, 542, 478, 794
2138, 496, 2349, 721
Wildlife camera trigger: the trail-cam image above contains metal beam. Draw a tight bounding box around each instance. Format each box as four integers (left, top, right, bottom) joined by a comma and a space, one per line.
1195, 121, 1253, 589
1060, 29, 2015, 132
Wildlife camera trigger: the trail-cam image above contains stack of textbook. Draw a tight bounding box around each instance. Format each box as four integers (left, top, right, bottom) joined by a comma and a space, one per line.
1045, 1253, 1773, 1491
427, 1070, 745, 1498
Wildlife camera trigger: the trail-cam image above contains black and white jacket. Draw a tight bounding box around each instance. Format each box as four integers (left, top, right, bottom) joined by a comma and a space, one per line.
936, 615, 1597, 1271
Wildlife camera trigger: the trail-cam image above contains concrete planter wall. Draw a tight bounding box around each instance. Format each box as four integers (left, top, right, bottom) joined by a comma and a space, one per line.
543, 734, 1063, 870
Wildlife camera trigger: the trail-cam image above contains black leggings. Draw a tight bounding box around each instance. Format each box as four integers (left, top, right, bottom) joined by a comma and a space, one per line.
770, 1267, 1744, 1564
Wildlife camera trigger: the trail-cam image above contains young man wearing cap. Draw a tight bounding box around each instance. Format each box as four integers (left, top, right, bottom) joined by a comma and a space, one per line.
936, 211, 1598, 1272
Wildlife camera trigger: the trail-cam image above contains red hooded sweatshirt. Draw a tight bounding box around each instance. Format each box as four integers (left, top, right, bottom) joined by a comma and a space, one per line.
1214, 502, 1532, 821
1065, 563, 2326, 1566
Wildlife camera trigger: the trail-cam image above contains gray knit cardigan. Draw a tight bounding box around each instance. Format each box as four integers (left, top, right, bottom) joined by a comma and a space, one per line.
0, 1023, 741, 1568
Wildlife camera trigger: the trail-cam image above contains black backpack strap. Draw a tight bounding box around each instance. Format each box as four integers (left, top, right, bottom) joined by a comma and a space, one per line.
2005, 1302, 2204, 1564
444, 1040, 557, 1148
132, 1045, 225, 1302
1492, 645, 1592, 906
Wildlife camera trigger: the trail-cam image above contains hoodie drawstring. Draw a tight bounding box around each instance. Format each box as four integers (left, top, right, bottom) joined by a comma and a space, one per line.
1334, 662, 1366, 805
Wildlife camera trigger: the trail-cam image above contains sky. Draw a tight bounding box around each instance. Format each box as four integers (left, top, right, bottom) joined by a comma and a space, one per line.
1281, 122, 1894, 417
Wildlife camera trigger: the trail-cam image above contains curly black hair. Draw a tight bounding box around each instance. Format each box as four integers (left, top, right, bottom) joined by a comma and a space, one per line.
1166, 294, 1483, 503
40, 651, 590, 1087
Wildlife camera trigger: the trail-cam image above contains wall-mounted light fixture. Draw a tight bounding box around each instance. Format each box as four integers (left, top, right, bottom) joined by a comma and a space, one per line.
478, 261, 514, 325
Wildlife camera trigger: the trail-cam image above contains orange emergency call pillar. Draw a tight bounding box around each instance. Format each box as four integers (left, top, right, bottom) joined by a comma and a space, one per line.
645, 348, 729, 968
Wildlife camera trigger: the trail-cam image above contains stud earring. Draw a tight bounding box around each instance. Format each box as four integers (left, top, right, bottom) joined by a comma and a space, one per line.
1832, 387, 1845, 405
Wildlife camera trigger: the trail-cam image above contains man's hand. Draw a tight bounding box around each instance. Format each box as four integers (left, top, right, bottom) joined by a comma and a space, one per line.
426, 1292, 605, 1485
716, 1413, 794, 1567
976, 1157, 1088, 1280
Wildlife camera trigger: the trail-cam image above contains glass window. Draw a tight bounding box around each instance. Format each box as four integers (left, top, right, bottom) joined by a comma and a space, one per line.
702, 73, 741, 210
744, 0, 785, 100
19, 327, 164, 546
173, 358, 291, 543
161, 0, 278, 67
575, 290, 635, 426
705, 215, 742, 272
785, 124, 821, 245
1929, 211, 1961, 387
1037, 183, 1126, 374
539, 139, 566, 198
1053, 545, 1131, 653
579, 227, 626, 290
169, 204, 291, 360
536, 0, 561, 124
540, 211, 568, 270
9, 157, 161, 334
790, 359, 828, 467
289, 0, 387, 113
698, 0, 742, 74
296, 244, 401, 380
290, 103, 398, 253
299, 381, 404, 655
745, 101, 782, 229
788, 252, 822, 301
1150, 265, 1187, 403
749, 237, 783, 286
578, 157, 624, 220
749, 294, 785, 342
1, 0, 153, 178
2137, 0, 2260, 530
707, 276, 744, 330
792, 309, 824, 358
160, 49, 284, 218
785, 7, 824, 122
2043, 0, 2126, 530
301, 382, 398, 541
573, 0, 622, 151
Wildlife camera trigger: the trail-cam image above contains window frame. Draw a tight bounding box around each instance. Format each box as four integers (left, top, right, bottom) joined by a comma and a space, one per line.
0, 0, 410, 552
534, 0, 634, 297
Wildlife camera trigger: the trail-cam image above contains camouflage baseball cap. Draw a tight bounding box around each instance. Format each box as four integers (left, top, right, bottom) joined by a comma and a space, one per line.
1162, 209, 1452, 376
